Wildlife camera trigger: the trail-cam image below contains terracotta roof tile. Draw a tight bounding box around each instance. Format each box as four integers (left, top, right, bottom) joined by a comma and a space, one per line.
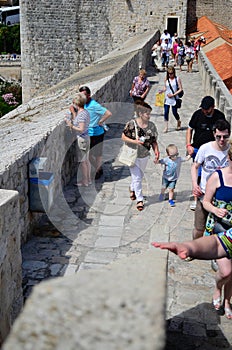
189, 16, 232, 94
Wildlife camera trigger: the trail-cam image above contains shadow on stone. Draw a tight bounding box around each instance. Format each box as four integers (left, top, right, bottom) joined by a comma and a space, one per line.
165, 303, 232, 350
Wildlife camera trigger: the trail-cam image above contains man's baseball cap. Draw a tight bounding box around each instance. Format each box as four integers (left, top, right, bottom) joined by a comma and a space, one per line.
200, 96, 215, 109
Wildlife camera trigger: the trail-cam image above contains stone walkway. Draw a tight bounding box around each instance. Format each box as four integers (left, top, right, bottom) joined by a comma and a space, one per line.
22, 60, 232, 349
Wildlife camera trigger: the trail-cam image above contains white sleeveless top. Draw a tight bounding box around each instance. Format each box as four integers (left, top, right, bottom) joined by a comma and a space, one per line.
165, 77, 179, 106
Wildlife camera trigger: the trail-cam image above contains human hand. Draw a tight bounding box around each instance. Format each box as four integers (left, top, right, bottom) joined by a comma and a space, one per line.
136, 138, 144, 145
153, 152, 160, 164
64, 118, 71, 126
186, 145, 194, 156
192, 184, 203, 197
214, 208, 228, 218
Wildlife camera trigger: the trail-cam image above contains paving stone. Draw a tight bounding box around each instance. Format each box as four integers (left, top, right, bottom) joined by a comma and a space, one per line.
84, 250, 117, 264
95, 236, 121, 248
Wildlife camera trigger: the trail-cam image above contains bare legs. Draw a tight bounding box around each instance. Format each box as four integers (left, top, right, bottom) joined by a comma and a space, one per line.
79, 159, 91, 185
213, 258, 232, 317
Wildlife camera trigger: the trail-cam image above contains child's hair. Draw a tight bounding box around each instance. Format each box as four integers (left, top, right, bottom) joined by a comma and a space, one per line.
166, 144, 178, 156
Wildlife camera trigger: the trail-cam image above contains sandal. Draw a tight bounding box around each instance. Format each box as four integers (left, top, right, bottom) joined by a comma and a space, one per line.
137, 201, 144, 211
212, 297, 221, 311
129, 188, 136, 201
224, 307, 232, 319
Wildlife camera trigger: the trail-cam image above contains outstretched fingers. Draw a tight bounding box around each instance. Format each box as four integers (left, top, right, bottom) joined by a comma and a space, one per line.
151, 242, 189, 260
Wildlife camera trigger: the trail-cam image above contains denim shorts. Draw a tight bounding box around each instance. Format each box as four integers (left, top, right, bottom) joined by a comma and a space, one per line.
162, 177, 177, 189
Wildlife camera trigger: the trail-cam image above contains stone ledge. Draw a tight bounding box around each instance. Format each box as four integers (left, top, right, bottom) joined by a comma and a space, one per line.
3, 249, 167, 350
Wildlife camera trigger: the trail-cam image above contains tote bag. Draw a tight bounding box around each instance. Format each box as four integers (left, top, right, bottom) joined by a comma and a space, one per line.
155, 92, 165, 107
119, 120, 138, 167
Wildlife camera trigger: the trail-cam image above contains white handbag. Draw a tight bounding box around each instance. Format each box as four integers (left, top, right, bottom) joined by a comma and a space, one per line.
119, 120, 138, 167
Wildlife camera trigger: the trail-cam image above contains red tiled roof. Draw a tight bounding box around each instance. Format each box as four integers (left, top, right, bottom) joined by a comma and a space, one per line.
189, 16, 232, 94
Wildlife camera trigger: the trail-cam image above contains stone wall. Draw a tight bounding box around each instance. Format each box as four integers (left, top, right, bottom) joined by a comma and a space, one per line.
2, 249, 168, 350
0, 190, 23, 346
0, 30, 158, 244
195, 0, 232, 30
187, 0, 232, 31
20, 0, 187, 102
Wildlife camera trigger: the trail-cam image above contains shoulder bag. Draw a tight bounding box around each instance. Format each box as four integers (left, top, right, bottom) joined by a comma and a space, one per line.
119, 119, 138, 167
168, 79, 182, 108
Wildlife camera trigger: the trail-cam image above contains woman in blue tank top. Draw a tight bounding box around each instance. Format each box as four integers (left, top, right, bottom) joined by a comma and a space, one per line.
203, 141, 232, 319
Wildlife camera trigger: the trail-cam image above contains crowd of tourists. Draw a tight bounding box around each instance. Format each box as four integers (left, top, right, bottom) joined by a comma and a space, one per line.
64, 28, 232, 320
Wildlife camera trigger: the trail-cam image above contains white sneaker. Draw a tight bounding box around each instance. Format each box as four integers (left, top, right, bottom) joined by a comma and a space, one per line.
190, 202, 197, 211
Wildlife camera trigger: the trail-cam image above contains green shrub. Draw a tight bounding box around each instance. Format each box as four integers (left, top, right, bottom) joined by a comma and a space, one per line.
0, 81, 22, 117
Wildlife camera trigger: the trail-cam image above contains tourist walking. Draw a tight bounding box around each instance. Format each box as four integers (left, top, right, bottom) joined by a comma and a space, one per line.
121, 102, 159, 211
176, 40, 185, 71
158, 144, 190, 207
185, 41, 195, 73
130, 68, 150, 104
65, 93, 91, 187
194, 36, 206, 63
160, 29, 171, 44
74, 86, 112, 180
160, 38, 172, 68
186, 96, 226, 210
159, 65, 183, 133
191, 119, 230, 240
171, 38, 179, 66
202, 145, 232, 319
151, 40, 162, 70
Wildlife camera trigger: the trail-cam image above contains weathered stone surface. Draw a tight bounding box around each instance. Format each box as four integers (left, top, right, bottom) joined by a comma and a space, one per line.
0, 190, 23, 345
3, 251, 167, 350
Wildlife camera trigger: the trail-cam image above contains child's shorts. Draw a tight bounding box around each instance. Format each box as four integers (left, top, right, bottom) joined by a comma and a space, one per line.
162, 178, 177, 190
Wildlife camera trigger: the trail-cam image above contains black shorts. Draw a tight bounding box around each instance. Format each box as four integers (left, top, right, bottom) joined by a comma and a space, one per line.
90, 133, 104, 157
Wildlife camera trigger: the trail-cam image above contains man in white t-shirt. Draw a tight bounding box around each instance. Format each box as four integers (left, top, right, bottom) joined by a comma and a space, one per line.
161, 38, 172, 67
191, 119, 231, 239
160, 29, 171, 43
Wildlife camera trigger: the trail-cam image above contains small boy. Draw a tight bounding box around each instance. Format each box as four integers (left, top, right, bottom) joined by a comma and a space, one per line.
159, 144, 190, 207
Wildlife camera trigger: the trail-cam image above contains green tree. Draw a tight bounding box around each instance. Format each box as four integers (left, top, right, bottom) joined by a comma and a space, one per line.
0, 24, 20, 54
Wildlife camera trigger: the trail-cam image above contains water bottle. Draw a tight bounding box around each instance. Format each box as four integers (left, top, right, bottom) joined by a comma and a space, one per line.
102, 123, 109, 131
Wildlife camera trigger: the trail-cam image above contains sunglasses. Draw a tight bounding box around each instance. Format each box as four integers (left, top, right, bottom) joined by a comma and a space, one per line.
215, 135, 230, 140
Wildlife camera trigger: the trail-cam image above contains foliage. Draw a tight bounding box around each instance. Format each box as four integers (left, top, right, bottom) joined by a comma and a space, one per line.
0, 95, 16, 115
0, 24, 20, 54
0, 81, 22, 117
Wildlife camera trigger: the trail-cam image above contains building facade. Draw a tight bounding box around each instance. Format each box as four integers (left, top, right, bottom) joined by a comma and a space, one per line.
20, 0, 231, 102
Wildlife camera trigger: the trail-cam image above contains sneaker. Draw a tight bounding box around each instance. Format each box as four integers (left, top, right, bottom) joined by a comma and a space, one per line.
211, 260, 218, 272
169, 199, 175, 207
190, 201, 197, 211
159, 193, 164, 201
